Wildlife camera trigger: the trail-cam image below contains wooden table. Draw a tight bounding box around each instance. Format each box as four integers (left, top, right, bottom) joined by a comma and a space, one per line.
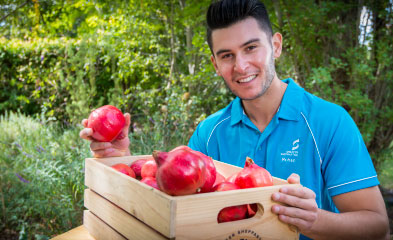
51, 225, 95, 240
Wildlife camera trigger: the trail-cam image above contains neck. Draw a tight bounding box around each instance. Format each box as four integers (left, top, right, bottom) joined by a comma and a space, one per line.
241, 76, 287, 132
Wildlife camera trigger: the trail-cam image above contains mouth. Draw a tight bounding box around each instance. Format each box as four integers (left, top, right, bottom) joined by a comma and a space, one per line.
237, 74, 257, 83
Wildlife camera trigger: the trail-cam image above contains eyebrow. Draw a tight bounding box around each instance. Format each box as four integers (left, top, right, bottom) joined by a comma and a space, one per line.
215, 38, 260, 57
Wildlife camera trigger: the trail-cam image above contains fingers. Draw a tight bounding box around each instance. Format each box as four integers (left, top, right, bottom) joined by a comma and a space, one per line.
82, 119, 88, 128
91, 146, 128, 158
90, 142, 112, 151
272, 205, 318, 222
272, 188, 317, 211
280, 186, 316, 200
287, 173, 300, 184
277, 212, 316, 231
80, 128, 94, 141
116, 113, 131, 140
271, 186, 319, 232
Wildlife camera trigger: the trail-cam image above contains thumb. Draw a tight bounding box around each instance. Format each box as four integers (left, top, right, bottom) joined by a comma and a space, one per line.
115, 113, 131, 140
287, 173, 300, 184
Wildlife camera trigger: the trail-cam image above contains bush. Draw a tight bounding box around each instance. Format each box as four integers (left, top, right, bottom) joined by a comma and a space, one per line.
0, 112, 89, 238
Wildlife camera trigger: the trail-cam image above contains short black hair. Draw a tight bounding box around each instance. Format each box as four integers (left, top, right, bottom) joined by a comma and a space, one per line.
206, 0, 273, 54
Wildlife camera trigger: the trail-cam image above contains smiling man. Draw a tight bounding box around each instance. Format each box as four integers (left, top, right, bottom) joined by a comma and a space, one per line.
79, 0, 390, 239
187, 0, 390, 239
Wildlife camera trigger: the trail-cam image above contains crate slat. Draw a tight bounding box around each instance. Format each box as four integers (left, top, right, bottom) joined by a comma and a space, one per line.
83, 210, 126, 240
84, 189, 168, 240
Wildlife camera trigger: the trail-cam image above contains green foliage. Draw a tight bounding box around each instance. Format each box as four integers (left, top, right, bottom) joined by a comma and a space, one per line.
0, 0, 392, 237
0, 112, 89, 238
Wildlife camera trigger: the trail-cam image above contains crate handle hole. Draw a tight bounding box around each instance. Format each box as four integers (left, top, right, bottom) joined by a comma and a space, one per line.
247, 203, 264, 219
217, 203, 264, 223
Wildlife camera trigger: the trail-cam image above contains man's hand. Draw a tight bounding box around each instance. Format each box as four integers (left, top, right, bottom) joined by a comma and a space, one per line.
79, 113, 131, 158
271, 173, 319, 233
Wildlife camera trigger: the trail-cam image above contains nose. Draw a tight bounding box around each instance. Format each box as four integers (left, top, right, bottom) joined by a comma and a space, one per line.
233, 54, 249, 74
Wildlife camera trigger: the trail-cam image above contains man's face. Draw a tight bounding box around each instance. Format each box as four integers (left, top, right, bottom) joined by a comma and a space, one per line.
210, 17, 279, 101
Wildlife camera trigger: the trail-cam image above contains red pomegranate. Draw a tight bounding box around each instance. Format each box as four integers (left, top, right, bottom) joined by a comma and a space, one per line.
111, 163, 135, 178
153, 149, 206, 196
213, 172, 226, 188
130, 158, 149, 179
87, 105, 125, 142
141, 159, 157, 178
169, 145, 192, 152
191, 150, 216, 193
226, 172, 238, 184
140, 177, 159, 189
235, 157, 273, 189
169, 146, 216, 193
214, 182, 247, 223
247, 204, 258, 218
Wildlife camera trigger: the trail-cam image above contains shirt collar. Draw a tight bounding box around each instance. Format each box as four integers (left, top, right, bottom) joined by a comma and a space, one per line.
230, 78, 303, 125
277, 78, 303, 121
230, 97, 244, 126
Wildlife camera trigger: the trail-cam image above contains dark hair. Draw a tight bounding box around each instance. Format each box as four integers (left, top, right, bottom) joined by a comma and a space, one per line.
206, 0, 273, 54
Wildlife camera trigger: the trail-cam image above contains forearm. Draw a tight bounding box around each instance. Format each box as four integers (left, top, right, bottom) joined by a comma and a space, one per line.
303, 208, 389, 240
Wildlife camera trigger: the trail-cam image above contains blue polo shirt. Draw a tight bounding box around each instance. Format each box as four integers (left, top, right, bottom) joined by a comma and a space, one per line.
188, 78, 379, 214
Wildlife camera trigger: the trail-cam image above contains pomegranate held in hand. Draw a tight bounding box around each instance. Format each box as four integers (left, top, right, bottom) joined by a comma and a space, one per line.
235, 157, 273, 189
214, 182, 247, 223
87, 105, 126, 142
153, 149, 206, 196
112, 163, 135, 178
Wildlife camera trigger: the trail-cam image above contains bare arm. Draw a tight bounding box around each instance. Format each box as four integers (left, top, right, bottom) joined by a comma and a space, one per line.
272, 174, 390, 240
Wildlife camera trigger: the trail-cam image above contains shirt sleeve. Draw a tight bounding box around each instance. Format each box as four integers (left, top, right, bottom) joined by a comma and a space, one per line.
188, 123, 208, 155
321, 108, 379, 197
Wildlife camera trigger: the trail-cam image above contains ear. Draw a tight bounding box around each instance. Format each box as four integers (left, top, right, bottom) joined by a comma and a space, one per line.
272, 32, 282, 59
210, 55, 221, 76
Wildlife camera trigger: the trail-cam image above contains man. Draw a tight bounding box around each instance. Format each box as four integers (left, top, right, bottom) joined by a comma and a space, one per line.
80, 0, 389, 239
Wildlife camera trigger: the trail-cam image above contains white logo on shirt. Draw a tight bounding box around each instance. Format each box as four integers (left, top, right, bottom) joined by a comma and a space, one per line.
281, 139, 299, 163
292, 139, 299, 150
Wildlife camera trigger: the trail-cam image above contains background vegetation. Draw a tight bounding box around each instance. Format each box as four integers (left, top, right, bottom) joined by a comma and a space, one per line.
0, 0, 392, 239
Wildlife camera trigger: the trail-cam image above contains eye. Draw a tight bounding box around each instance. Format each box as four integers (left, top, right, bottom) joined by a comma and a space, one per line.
221, 53, 233, 59
246, 45, 257, 51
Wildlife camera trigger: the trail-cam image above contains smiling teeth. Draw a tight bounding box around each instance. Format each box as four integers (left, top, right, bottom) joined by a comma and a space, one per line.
238, 75, 257, 83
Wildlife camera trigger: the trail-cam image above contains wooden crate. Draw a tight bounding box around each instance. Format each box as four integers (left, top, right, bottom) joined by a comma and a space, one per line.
84, 155, 300, 240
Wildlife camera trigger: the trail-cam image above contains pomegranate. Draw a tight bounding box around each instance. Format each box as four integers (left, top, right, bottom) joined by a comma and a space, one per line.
226, 172, 238, 184
130, 158, 150, 179
191, 150, 216, 193
214, 182, 247, 223
169, 145, 192, 152
169, 146, 216, 193
112, 163, 135, 178
213, 172, 226, 188
87, 105, 126, 142
153, 149, 206, 196
235, 157, 273, 189
140, 177, 159, 189
141, 159, 157, 178
247, 203, 258, 218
